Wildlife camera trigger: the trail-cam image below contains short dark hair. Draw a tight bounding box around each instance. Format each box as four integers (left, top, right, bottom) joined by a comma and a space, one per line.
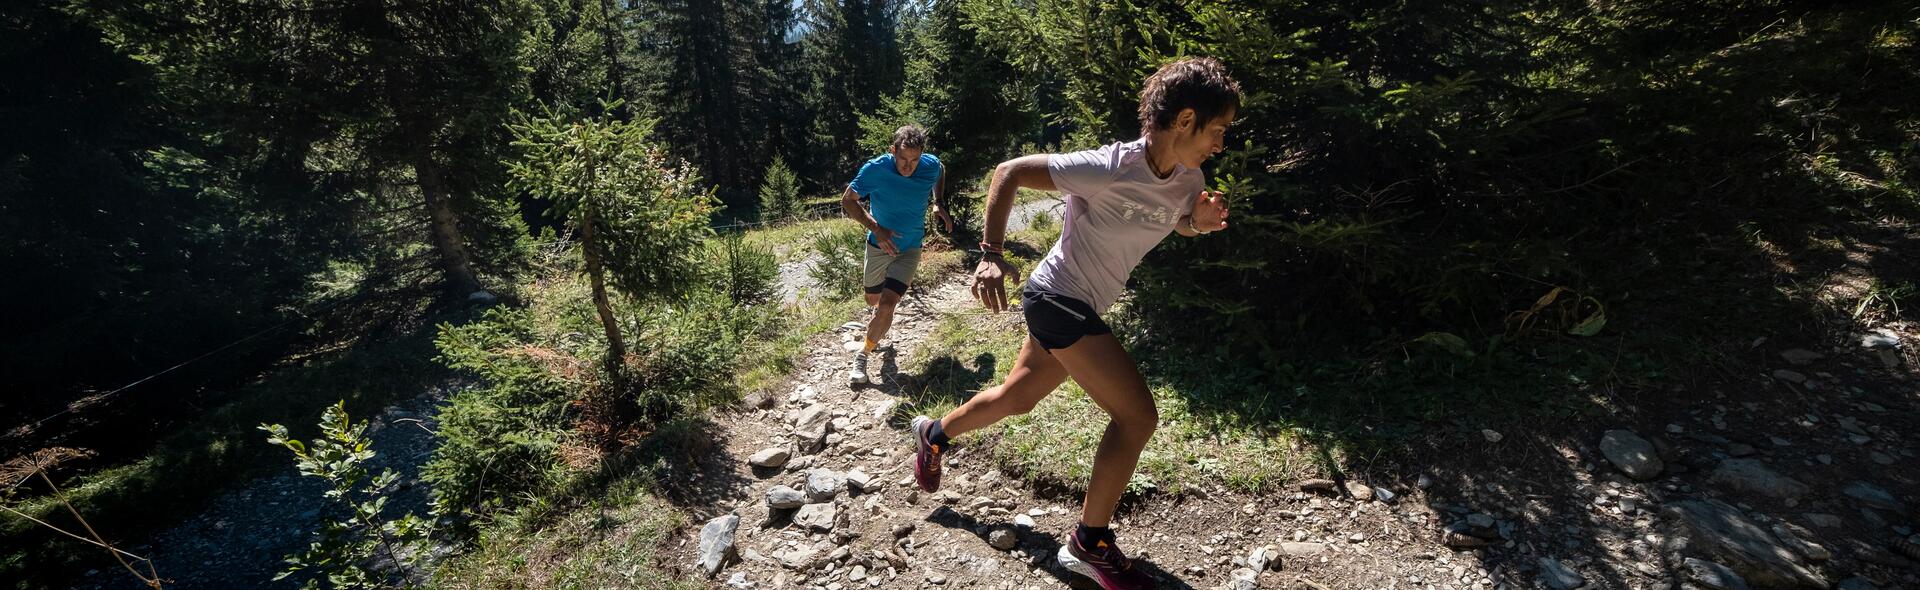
1138, 57, 1242, 134
891, 125, 928, 150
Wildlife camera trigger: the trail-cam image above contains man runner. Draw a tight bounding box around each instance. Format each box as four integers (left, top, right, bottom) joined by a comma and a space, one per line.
842, 124, 953, 386
906, 57, 1241, 589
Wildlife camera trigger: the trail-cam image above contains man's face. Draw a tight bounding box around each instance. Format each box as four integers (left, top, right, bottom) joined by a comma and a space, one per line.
891, 146, 923, 176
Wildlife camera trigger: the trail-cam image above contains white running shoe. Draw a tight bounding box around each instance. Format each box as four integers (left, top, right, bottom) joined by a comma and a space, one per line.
849, 352, 870, 386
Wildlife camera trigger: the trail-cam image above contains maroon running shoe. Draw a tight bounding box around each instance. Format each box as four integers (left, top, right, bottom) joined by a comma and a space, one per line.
1057, 530, 1157, 589
909, 415, 944, 492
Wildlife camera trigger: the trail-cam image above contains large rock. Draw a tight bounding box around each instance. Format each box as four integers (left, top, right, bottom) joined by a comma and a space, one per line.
1226, 568, 1259, 590
748, 447, 791, 468
790, 403, 832, 433
1600, 429, 1665, 480
1707, 459, 1810, 501
766, 485, 806, 509
1279, 542, 1325, 556
987, 526, 1017, 551
806, 469, 846, 502
1685, 557, 1752, 590
1842, 481, 1905, 513
793, 503, 837, 532
697, 514, 740, 575
1662, 499, 1827, 588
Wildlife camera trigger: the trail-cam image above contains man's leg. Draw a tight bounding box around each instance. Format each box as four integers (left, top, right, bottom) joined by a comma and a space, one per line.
1045, 333, 1156, 529
863, 289, 901, 347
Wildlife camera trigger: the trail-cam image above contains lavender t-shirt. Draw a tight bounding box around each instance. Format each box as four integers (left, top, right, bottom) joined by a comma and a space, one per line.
1026, 139, 1205, 312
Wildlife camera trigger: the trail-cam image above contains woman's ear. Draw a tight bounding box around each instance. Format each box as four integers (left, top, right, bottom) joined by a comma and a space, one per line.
1177, 108, 1197, 133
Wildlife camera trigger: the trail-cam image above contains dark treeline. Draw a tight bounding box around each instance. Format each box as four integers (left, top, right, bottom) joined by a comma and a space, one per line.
5, 0, 1917, 432
1, 0, 1031, 419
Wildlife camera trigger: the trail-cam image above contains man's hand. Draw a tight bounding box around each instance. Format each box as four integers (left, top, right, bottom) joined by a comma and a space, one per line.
970, 255, 1020, 313
933, 208, 956, 234
1192, 190, 1229, 233
872, 225, 900, 255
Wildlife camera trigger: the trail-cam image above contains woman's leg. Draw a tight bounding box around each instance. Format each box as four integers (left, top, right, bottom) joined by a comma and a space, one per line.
939, 336, 1070, 437
1045, 333, 1156, 528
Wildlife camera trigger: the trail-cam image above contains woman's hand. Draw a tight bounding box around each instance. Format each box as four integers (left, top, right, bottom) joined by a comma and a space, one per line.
1191, 190, 1229, 233
970, 255, 1020, 312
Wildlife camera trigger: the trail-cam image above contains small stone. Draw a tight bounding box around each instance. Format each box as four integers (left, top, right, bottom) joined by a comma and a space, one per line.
766, 485, 807, 509
848, 565, 867, 581
892, 523, 915, 538
1348, 532, 1366, 543
1600, 429, 1665, 480
1728, 443, 1755, 457
988, 527, 1018, 551
1298, 478, 1336, 493
1345, 481, 1373, 500
749, 447, 791, 468
1467, 514, 1496, 529
698, 514, 741, 575
1772, 369, 1808, 384
927, 574, 947, 585
1416, 474, 1434, 489
1014, 514, 1036, 529
844, 469, 872, 491
1684, 557, 1752, 590
1850, 434, 1874, 445
1871, 452, 1896, 465
726, 571, 753, 588
1374, 487, 1397, 503
1482, 429, 1504, 443
1247, 545, 1276, 571
1859, 328, 1901, 349
1538, 557, 1584, 590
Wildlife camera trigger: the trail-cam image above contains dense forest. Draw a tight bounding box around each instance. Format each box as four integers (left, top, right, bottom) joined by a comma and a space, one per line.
3, 0, 1916, 588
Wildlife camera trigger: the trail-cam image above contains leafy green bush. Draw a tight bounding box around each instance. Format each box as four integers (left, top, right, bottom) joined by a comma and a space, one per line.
707, 234, 779, 306
262, 402, 435, 589
425, 271, 769, 523
806, 224, 868, 300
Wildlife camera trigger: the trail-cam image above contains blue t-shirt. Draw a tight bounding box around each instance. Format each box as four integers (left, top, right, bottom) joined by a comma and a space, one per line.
848, 153, 941, 251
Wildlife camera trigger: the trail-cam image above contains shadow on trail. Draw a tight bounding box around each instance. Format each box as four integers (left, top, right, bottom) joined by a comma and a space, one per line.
921, 505, 1195, 589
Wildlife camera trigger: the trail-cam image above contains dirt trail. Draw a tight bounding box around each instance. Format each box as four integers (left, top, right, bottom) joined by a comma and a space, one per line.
669, 261, 1918, 588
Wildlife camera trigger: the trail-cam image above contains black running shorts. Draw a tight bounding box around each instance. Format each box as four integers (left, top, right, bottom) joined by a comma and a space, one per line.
1021, 289, 1111, 351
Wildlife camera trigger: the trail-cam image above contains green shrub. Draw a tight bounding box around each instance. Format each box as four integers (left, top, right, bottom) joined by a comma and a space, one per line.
426, 307, 575, 521
758, 156, 802, 223
706, 234, 779, 306
262, 402, 435, 589
806, 224, 867, 300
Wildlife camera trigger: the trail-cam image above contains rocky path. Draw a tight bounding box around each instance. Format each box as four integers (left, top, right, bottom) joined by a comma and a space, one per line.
669, 264, 1920, 589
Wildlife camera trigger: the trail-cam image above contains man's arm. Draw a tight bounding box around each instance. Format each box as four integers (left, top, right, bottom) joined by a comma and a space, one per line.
929, 166, 954, 233
842, 186, 897, 254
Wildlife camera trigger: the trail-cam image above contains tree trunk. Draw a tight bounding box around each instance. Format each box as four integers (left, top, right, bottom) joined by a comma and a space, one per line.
414, 151, 483, 296
578, 206, 626, 376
